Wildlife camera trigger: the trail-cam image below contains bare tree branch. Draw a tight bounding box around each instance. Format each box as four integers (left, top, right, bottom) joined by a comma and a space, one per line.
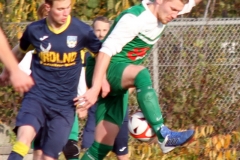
203, 0, 212, 19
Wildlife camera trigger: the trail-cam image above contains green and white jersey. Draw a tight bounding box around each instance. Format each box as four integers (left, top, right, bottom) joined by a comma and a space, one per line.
100, 1, 163, 65
100, 0, 196, 65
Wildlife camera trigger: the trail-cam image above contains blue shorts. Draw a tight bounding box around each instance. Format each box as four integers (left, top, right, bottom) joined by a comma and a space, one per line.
14, 98, 75, 159
81, 104, 129, 155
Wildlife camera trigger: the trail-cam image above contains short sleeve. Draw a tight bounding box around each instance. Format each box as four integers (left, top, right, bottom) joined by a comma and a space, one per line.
19, 25, 34, 53
85, 29, 102, 54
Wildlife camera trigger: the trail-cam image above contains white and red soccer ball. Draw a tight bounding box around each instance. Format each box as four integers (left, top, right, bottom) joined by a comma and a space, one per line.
128, 111, 156, 142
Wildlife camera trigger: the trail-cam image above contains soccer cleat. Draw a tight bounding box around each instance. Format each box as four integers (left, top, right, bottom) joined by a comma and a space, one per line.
158, 125, 194, 153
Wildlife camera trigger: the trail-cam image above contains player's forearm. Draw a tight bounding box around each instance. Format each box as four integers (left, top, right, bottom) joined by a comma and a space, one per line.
12, 44, 25, 61
0, 29, 19, 73
92, 52, 111, 93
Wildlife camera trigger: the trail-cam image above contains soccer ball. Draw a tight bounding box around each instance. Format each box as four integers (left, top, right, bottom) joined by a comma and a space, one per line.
128, 111, 156, 142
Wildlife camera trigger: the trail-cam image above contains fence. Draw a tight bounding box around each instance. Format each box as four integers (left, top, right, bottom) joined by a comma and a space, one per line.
145, 18, 240, 159
2, 18, 240, 159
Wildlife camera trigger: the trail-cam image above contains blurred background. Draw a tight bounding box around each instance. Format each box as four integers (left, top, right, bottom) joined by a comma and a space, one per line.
0, 0, 240, 159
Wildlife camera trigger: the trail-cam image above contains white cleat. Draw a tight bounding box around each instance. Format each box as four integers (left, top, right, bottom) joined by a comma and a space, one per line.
158, 135, 175, 153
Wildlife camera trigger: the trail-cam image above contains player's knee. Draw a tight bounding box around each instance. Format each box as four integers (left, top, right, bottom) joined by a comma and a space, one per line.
33, 150, 43, 160
16, 125, 38, 146
62, 140, 80, 159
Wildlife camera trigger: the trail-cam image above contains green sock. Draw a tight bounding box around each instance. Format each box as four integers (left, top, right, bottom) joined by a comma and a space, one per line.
80, 141, 113, 160
68, 114, 79, 141
135, 69, 165, 142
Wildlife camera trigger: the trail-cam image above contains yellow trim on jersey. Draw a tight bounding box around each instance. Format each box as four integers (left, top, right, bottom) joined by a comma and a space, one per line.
80, 49, 86, 65
19, 45, 35, 54
47, 15, 71, 34
89, 51, 96, 57
80, 48, 97, 64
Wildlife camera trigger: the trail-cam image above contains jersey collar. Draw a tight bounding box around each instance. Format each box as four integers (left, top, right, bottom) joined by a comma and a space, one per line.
47, 15, 71, 34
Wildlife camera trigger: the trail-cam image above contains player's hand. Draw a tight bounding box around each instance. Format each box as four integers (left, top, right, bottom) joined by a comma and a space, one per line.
76, 108, 88, 120
9, 69, 34, 93
0, 67, 10, 86
73, 87, 99, 110
101, 78, 110, 98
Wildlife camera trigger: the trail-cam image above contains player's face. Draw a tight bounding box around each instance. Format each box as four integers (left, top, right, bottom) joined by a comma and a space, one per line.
48, 0, 72, 25
156, 0, 184, 24
93, 21, 110, 40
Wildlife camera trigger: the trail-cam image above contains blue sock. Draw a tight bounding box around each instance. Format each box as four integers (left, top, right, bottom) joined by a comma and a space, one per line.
8, 151, 23, 160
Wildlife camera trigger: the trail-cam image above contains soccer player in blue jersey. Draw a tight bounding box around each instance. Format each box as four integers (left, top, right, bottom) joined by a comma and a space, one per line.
14, 15, 130, 160
5, 0, 102, 159
75, 0, 203, 159
0, 28, 34, 92
1, 5, 82, 159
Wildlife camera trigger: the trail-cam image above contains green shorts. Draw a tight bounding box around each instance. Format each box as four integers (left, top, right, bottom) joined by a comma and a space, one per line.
86, 61, 130, 126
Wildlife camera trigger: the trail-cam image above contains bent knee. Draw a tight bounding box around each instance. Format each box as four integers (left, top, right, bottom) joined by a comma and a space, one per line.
17, 125, 36, 146
122, 65, 146, 88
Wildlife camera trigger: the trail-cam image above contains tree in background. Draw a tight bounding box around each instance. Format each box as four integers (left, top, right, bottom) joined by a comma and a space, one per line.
185, 0, 240, 18
0, 0, 239, 23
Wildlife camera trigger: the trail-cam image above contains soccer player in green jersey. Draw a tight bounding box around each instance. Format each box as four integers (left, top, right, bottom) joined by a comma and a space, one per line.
75, 0, 203, 159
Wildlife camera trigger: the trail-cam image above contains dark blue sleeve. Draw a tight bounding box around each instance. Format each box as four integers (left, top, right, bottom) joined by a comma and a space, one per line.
19, 25, 34, 53
85, 29, 102, 54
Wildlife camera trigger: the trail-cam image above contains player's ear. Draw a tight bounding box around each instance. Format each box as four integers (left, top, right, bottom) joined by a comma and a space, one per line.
45, 3, 50, 12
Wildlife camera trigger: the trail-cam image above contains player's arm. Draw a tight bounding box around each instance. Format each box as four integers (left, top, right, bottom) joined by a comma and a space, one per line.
92, 52, 111, 95
0, 44, 33, 85
92, 14, 140, 90
12, 44, 25, 61
79, 28, 108, 99
0, 29, 20, 74
2, 23, 34, 75
77, 14, 140, 109
0, 30, 20, 86
0, 28, 34, 92
178, 0, 203, 15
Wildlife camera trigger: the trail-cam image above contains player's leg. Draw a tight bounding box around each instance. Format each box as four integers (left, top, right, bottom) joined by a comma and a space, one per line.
81, 104, 97, 149
121, 65, 194, 153
32, 127, 44, 160
8, 98, 44, 160
63, 114, 80, 160
81, 93, 128, 160
41, 107, 75, 160
33, 150, 43, 160
81, 63, 130, 160
112, 112, 129, 160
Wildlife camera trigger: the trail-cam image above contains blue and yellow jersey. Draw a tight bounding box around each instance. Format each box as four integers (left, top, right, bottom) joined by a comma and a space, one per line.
19, 16, 102, 109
